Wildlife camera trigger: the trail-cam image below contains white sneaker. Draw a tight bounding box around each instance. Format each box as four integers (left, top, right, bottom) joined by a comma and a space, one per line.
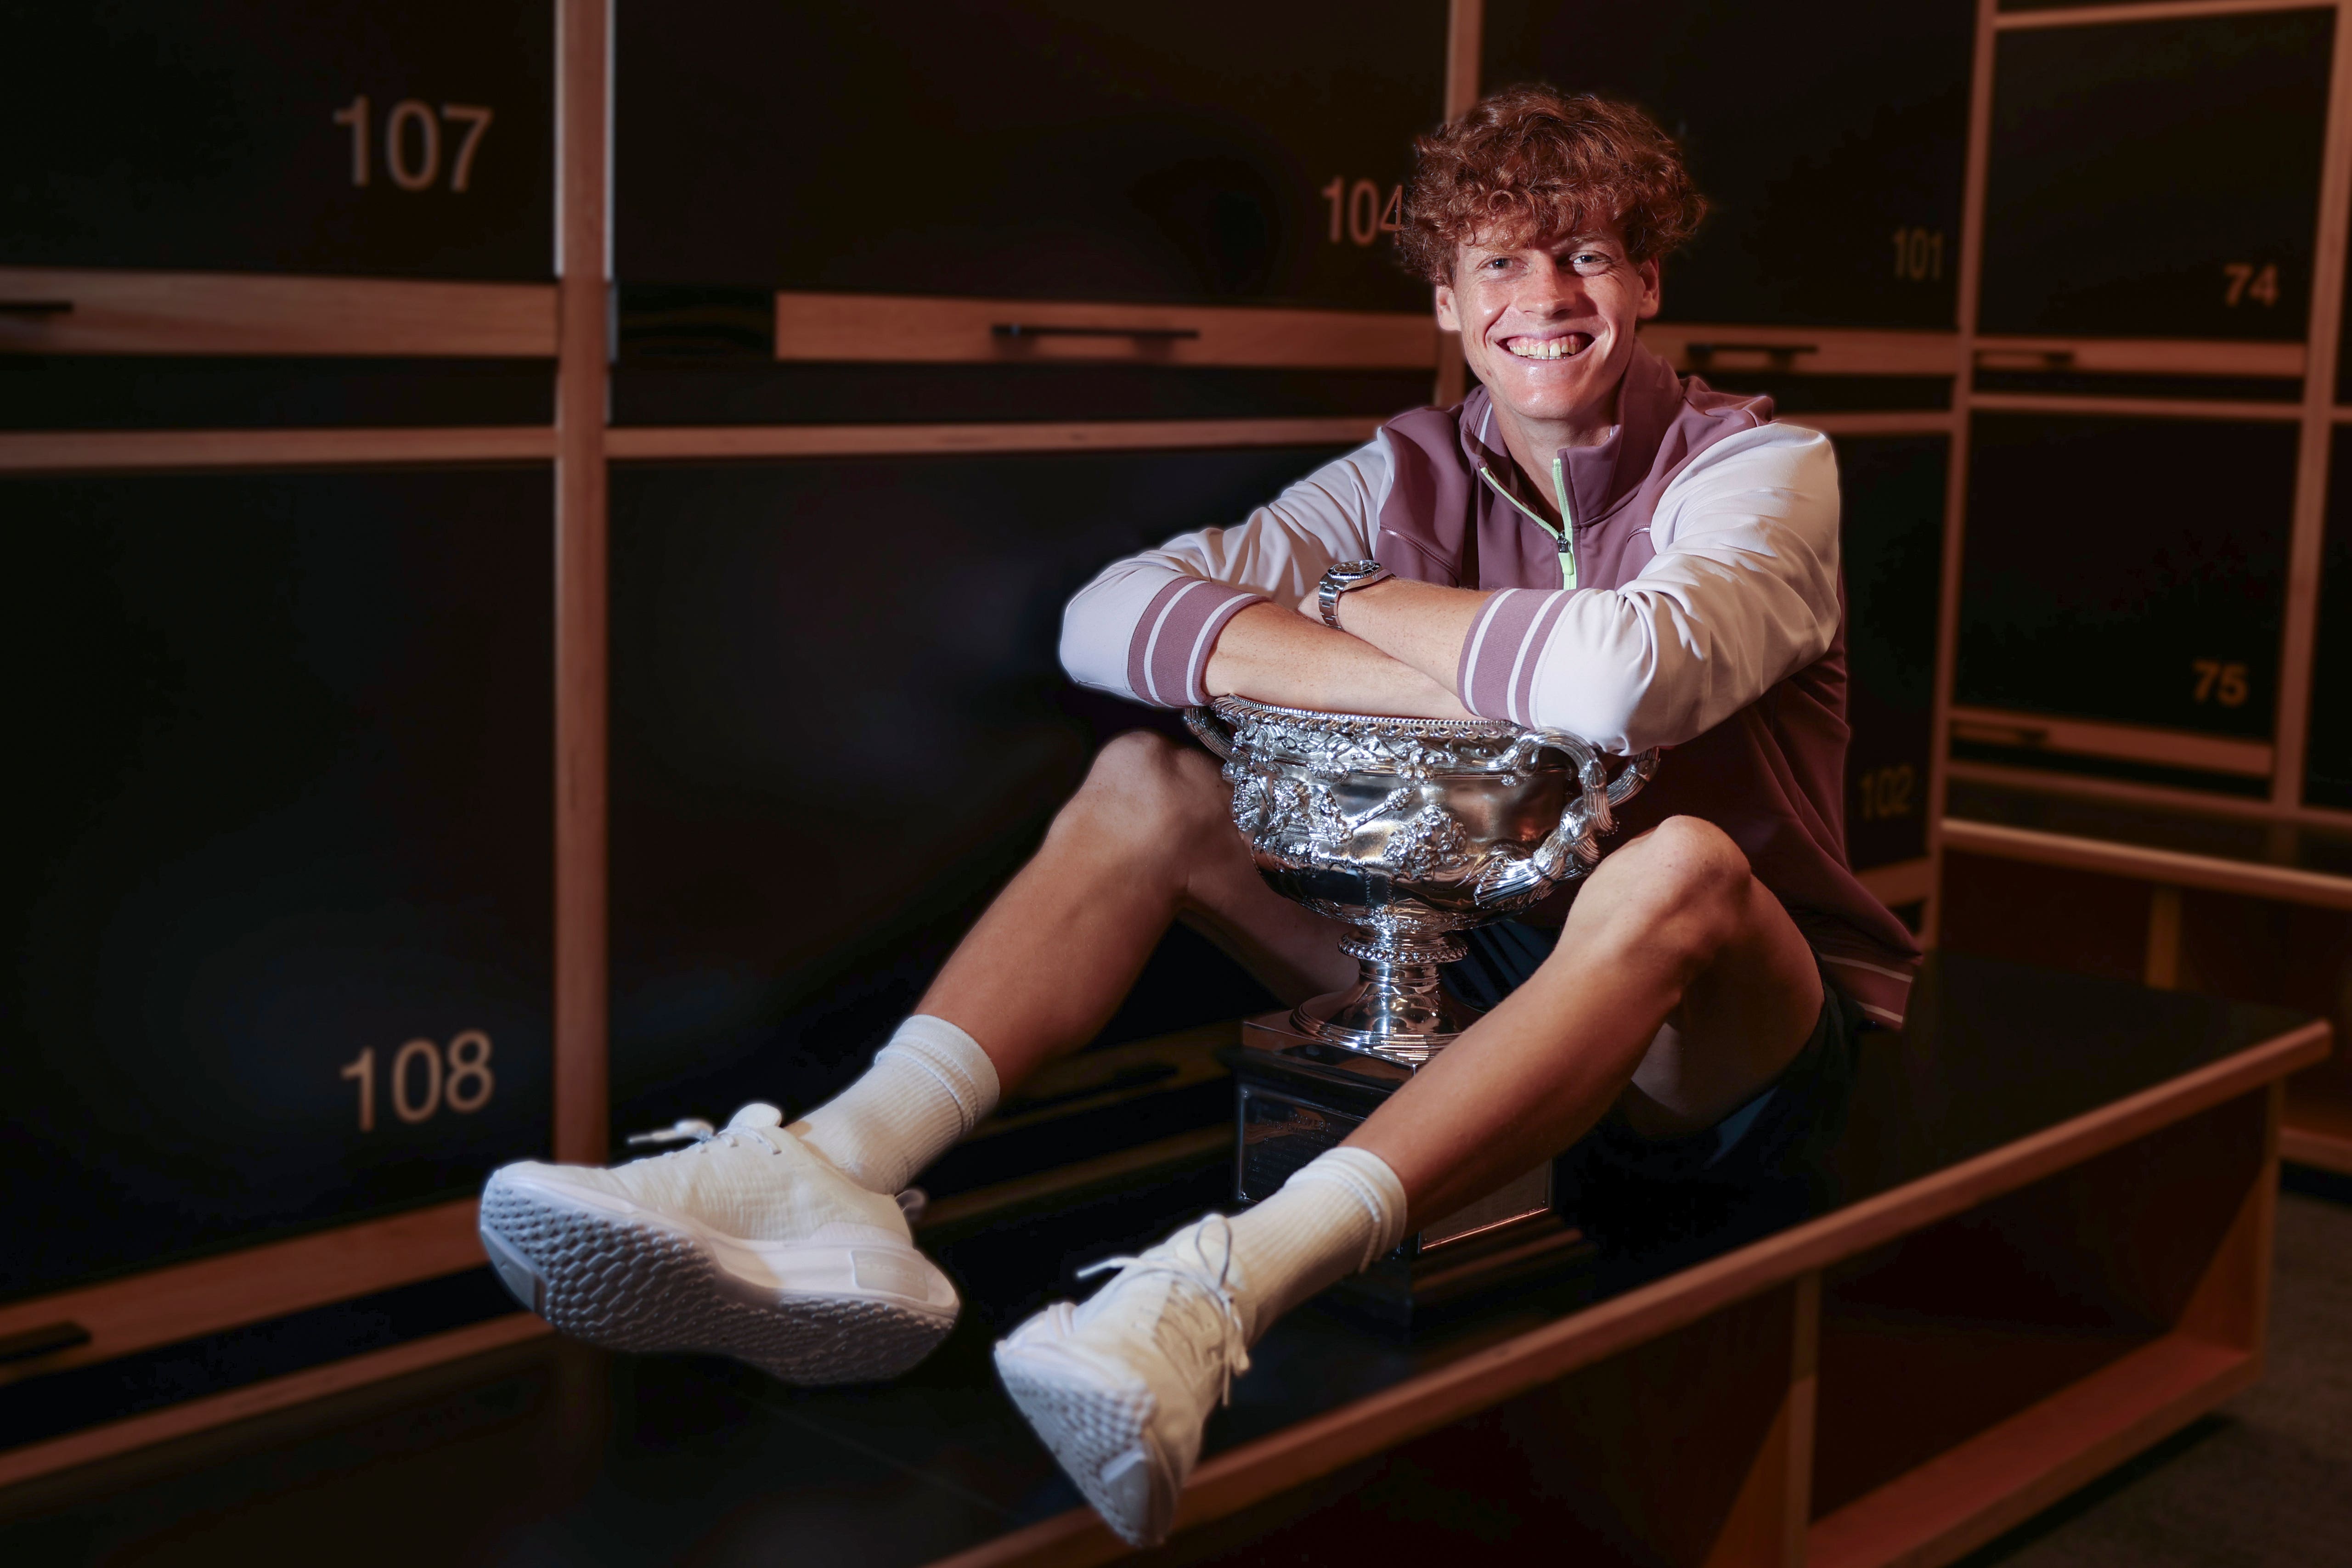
993, 1217, 1252, 1547
478, 1103, 959, 1384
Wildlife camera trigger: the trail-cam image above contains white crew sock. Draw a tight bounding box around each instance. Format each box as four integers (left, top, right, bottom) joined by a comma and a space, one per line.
791, 1015, 1000, 1196
1178, 1146, 1408, 1342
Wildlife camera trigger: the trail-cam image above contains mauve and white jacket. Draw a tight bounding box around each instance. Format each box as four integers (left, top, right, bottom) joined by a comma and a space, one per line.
1059, 342, 1923, 1027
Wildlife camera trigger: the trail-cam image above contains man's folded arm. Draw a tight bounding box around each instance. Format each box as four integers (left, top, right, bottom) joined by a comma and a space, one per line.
1058, 438, 1471, 718
1338, 425, 1843, 753
1454, 427, 1842, 751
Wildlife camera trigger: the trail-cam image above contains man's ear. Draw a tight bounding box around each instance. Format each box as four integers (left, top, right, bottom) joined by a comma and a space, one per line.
1434, 283, 1461, 334
1637, 258, 1662, 321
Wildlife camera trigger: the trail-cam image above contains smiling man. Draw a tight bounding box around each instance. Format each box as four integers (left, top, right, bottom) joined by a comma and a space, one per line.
479, 85, 1921, 1548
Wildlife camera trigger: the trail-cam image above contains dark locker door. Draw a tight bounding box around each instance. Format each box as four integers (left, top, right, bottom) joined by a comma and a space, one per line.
607, 446, 1348, 1136
1, 468, 553, 1301
614, 0, 1444, 309
2307, 427, 2352, 809
1980, 9, 2332, 342
0, 0, 553, 277
1957, 413, 2294, 742
1479, 0, 1975, 330
1836, 434, 1948, 872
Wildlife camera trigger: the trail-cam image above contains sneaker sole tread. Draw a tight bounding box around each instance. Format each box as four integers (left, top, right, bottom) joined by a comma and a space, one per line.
480, 1180, 954, 1385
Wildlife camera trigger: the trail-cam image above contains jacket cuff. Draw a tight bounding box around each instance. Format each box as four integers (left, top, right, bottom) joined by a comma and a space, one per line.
1126, 578, 1266, 707
1456, 588, 1574, 725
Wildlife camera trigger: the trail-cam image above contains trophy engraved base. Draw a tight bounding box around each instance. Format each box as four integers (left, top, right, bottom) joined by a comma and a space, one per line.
1225, 1011, 1596, 1330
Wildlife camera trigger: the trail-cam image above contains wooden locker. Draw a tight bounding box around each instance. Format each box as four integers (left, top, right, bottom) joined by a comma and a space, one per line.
1480, 0, 1977, 331
604, 444, 1341, 1138
0, 466, 554, 1303
1956, 412, 2295, 785
1979, 9, 2332, 344
1837, 433, 1948, 876
2306, 425, 2352, 810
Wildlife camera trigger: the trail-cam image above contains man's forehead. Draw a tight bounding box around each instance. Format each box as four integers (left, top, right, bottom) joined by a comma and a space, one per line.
1459, 221, 1627, 257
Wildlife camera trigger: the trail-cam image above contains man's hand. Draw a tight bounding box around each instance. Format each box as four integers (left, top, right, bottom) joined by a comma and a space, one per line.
1203, 602, 1473, 719
1297, 576, 1495, 694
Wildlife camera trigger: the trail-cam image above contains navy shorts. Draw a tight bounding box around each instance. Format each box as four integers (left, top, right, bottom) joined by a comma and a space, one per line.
1444, 919, 1866, 1268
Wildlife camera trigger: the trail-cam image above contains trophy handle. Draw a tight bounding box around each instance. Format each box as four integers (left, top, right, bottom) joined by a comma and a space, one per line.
1606, 748, 1659, 809
1183, 704, 1236, 760
1528, 735, 1661, 874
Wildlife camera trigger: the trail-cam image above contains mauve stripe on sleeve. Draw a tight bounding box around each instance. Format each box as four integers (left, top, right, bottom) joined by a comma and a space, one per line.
1458, 589, 1561, 722
1128, 578, 1264, 708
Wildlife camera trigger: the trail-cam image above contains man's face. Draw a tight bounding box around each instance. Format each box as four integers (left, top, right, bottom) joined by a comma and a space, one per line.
1434, 221, 1661, 440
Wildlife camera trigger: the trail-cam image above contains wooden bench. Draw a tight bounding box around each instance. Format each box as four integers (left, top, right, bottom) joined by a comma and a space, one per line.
1941, 776, 2352, 1176
0, 954, 2326, 1568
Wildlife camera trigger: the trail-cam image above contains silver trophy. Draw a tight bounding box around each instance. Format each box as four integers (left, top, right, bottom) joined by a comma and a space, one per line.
1184, 696, 1656, 1325
1185, 696, 1655, 1063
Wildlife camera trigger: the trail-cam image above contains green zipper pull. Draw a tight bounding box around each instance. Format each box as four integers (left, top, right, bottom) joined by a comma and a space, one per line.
1551, 456, 1579, 590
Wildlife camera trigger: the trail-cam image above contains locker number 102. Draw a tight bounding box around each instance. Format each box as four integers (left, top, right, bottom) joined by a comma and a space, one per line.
341, 1032, 494, 1131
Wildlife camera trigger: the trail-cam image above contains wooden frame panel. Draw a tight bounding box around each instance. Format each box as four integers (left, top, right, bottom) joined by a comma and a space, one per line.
1940, 817, 2352, 909
1949, 756, 2352, 830
0, 1201, 486, 1390
1970, 335, 2305, 379
1949, 705, 2276, 778
0, 428, 558, 473
1996, 0, 2337, 31
1642, 324, 1962, 378
606, 416, 1385, 462
0, 268, 557, 358
0, 1314, 545, 1492
554, 0, 610, 1166
773, 293, 1436, 370
2273, 0, 2352, 810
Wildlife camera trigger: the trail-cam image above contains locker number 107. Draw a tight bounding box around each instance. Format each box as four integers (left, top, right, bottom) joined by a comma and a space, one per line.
333, 96, 493, 192
341, 1032, 494, 1131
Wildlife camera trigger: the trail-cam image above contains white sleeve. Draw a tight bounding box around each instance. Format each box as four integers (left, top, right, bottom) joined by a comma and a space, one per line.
1057, 435, 1392, 706
1453, 424, 1841, 751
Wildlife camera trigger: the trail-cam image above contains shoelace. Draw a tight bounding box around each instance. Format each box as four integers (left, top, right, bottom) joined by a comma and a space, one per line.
622, 1115, 928, 1222
1077, 1215, 1252, 1406
623, 1117, 779, 1156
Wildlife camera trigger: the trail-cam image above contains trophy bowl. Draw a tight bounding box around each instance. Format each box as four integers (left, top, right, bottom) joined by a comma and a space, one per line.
1186, 697, 1655, 1065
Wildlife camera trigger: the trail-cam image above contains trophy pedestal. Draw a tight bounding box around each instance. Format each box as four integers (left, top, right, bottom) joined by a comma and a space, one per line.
1224, 1011, 1596, 1330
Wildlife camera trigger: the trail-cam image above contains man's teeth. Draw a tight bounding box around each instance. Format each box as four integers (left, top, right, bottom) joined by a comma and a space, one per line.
1506, 336, 1588, 361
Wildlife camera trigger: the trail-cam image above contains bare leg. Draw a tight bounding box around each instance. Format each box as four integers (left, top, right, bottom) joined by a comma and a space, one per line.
917, 730, 1355, 1092
1349, 815, 1824, 1225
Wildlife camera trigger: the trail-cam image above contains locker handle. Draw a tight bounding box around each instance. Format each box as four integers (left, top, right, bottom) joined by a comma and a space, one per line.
0, 1321, 92, 1365
0, 299, 73, 317
991, 323, 1201, 341
1683, 341, 1816, 368
1953, 719, 2050, 749
1973, 346, 2076, 371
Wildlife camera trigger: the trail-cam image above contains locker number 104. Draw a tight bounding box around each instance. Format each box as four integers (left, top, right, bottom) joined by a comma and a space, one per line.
341, 1032, 494, 1131
1321, 177, 1404, 247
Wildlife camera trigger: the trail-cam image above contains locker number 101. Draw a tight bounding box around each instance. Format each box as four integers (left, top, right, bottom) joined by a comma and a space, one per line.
341, 1032, 494, 1131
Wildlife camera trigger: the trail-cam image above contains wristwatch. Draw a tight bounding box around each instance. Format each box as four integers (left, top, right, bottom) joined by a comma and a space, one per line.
1318, 559, 1394, 629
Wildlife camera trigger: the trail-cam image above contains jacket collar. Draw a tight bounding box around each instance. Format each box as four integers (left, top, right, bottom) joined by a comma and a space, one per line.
1455, 340, 1685, 529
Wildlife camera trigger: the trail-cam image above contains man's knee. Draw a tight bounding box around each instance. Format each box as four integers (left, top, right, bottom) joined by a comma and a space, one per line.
1058, 729, 1230, 846
1576, 815, 1754, 958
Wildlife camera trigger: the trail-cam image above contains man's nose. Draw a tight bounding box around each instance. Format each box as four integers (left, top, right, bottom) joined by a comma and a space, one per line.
1513, 259, 1582, 317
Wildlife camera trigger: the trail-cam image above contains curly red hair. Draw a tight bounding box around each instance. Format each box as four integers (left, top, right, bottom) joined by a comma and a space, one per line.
1399, 84, 1708, 284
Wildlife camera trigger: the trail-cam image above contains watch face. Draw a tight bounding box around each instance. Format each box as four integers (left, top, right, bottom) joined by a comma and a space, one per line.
1333, 559, 1383, 581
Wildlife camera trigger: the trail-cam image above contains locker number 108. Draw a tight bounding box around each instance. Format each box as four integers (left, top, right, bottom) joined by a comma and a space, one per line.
341, 1032, 494, 1131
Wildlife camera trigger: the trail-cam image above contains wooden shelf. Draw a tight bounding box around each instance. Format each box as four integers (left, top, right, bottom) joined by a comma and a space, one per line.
2283, 1081, 2352, 1174
1810, 1332, 2253, 1568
